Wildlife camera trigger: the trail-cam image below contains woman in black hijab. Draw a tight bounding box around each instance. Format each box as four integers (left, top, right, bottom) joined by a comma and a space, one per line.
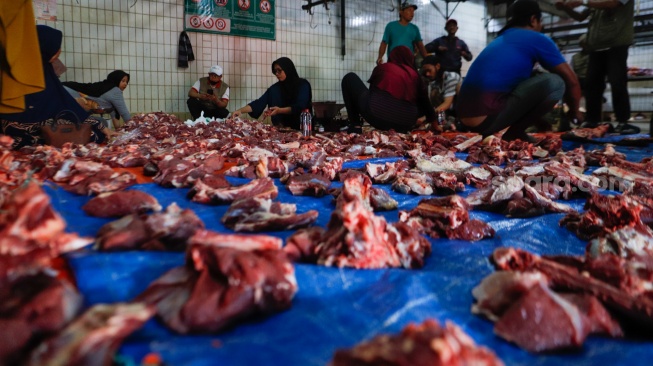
232, 57, 312, 129
63, 70, 131, 128
0, 25, 112, 149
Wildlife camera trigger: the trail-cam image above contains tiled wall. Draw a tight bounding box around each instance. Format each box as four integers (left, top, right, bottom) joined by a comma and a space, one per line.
38, 0, 488, 119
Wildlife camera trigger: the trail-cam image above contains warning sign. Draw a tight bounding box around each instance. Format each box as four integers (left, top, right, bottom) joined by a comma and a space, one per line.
184, 0, 275, 40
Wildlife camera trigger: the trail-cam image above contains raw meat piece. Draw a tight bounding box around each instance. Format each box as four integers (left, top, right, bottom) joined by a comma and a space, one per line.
586, 227, 653, 259
399, 195, 495, 241
26, 303, 154, 366
415, 155, 472, 173
332, 319, 504, 366
491, 247, 653, 328
52, 158, 137, 195
82, 190, 162, 218
287, 199, 430, 269
283, 227, 325, 263
95, 203, 204, 251
0, 271, 82, 365
137, 230, 296, 334
392, 171, 434, 195
369, 187, 398, 211
188, 177, 278, 205
0, 183, 92, 270
221, 197, 318, 232
562, 123, 611, 139
286, 173, 331, 197
560, 293, 623, 337
472, 271, 549, 321
560, 193, 647, 240
333, 172, 398, 212
494, 283, 589, 353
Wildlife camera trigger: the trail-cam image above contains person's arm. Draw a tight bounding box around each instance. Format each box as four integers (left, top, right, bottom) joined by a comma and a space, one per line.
212, 86, 229, 109
564, 0, 623, 10
551, 62, 584, 123
231, 105, 252, 118
377, 41, 387, 65
460, 41, 473, 61
188, 80, 209, 100
435, 73, 460, 112
416, 79, 437, 124
416, 41, 428, 59
233, 87, 271, 118
555, 1, 591, 21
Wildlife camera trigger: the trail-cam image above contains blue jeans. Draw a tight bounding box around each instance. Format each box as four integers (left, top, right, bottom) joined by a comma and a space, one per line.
471, 73, 565, 138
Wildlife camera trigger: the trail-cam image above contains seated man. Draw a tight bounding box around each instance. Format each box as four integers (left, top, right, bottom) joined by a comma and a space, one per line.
420, 55, 461, 116
187, 65, 229, 120
456, 0, 582, 141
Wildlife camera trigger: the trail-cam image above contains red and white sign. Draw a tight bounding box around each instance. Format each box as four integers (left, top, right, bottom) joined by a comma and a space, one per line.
216, 18, 227, 31
259, 0, 270, 13
189, 15, 202, 28
238, 0, 250, 10
203, 17, 215, 29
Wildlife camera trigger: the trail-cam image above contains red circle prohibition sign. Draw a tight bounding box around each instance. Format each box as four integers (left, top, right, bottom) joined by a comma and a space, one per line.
203, 17, 215, 28
216, 18, 227, 30
238, 0, 251, 11
189, 15, 202, 28
260, 0, 270, 13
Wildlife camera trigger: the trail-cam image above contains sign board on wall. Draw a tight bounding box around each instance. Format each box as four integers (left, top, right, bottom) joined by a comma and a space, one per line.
184, 0, 275, 40
33, 0, 57, 21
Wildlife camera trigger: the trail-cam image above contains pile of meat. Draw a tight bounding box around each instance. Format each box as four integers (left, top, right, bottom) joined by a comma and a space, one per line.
472, 239, 653, 353
222, 197, 318, 232
332, 319, 504, 366
95, 203, 205, 251
399, 195, 495, 241
560, 193, 651, 240
137, 230, 297, 333
284, 174, 431, 269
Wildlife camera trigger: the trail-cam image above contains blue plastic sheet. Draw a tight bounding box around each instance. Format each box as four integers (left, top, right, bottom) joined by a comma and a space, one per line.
46, 139, 653, 366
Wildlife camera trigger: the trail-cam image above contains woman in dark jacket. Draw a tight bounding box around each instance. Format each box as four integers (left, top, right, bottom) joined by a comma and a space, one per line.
232, 57, 312, 130
0, 25, 112, 150
341, 46, 436, 132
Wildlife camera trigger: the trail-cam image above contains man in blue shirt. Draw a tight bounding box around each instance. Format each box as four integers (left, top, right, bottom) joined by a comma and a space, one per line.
456, 0, 583, 142
377, 1, 428, 66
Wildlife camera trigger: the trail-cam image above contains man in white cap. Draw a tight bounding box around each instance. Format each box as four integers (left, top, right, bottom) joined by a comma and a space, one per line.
376, 1, 428, 66
187, 64, 230, 120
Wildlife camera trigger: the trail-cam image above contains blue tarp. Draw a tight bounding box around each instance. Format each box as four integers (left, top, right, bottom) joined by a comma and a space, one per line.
46, 138, 653, 366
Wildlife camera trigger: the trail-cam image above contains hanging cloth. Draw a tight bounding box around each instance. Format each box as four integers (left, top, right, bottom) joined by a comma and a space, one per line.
0, 0, 45, 113
177, 31, 195, 68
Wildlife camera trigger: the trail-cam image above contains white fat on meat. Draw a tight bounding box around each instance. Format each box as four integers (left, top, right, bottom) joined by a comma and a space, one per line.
189, 229, 282, 251
416, 155, 472, 174
587, 227, 653, 259
245, 147, 276, 162
471, 271, 549, 321
490, 176, 524, 203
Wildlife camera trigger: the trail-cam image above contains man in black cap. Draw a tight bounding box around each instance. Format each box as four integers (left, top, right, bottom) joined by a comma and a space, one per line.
376, 1, 428, 66
556, 0, 636, 134
455, 0, 582, 142
425, 19, 473, 75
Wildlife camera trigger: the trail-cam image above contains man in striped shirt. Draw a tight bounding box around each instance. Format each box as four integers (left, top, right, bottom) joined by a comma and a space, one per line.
420, 55, 461, 115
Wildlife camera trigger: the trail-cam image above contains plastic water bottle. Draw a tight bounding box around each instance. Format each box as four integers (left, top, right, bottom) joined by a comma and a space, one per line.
437, 111, 446, 126
300, 109, 312, 137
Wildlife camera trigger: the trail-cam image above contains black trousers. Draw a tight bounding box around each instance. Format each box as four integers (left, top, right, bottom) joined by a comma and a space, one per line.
341, 72, 370, 126
187, 98, 229, 120
585, 45, 631, 123
341, 72, 419, 132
